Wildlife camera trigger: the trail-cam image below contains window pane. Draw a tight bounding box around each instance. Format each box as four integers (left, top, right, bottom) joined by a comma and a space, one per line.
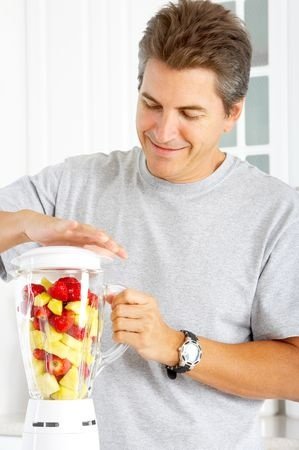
245, 76, 269, 146
220, 127, 237, 148
246, 154, 270, 174
245, 0, 268, 66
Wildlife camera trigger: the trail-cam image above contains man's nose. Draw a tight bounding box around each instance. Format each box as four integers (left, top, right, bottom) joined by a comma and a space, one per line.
153, 112, 178, 144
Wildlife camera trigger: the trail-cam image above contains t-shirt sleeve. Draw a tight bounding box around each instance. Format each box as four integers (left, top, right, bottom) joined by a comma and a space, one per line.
0, 162, 64, 281
251, 219, 299, 340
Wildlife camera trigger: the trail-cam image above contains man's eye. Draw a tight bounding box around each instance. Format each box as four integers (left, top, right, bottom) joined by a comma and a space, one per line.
181, 111, 200, 120
143, 100, 160, 110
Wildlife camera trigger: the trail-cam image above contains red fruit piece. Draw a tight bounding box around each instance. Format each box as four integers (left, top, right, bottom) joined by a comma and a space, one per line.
67, 282, 81, 301
33, 349, 47, 360
49, 309, 75, 333
58, 277, 80, 284
48, 281, 69, 301
67, 324, 86, 341
88, 291, 99, 308
45, 354, 72, 377
81, 362, 90, 379
32, 306, 52, 320
24, 284, 46, 298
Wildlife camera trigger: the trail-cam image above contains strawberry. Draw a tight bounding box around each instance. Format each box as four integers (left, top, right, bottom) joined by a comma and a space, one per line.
48, 281, 69, 301
58, 277, 79, 284
24, 284, 46, 299
48, 309, 75, 333
67, 282, 81, 301
33, 349, 47, 360
45, 354, 72, 377
88, 291, 99, 308
32, 317, 46, 331
67, 324, 86, 341
32, 305, 52, 320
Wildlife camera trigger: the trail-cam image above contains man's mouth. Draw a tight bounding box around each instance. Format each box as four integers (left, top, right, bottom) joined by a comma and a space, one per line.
147, 137, 187, 154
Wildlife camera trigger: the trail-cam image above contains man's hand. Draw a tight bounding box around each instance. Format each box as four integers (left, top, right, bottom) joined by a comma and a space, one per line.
109, 288, 184, 365
21, 210, 127, 259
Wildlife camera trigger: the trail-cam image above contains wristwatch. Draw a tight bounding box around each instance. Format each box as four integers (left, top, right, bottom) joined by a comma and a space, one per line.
165, 330, 202, 380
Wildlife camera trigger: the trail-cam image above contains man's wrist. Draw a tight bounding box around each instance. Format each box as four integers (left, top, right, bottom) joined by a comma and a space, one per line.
162, 329, 185, 366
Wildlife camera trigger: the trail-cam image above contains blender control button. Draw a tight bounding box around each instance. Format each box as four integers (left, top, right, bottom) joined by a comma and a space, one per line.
45, 422, 59, 427
82, 420, 97, 426
33, 422, 44, 427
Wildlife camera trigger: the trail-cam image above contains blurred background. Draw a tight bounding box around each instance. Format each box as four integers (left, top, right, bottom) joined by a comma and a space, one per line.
0, 0, 299, 448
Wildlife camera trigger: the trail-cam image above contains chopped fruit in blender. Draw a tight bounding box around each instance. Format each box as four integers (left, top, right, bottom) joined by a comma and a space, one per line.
67, 283, 81, 301
40, 277, 53, 290
30, 330, 46, 350
51, 386, 78, 400
59, 365, 79, 390
47, 299, 63, 315
58, 276, 80, 284
36, 373, 60, 397
44, 324, 63, 342
81, 362, 90, 379
48, 309, 75, 333
62, 333, 83, 351
46, 354, 72, 377
32, 317, 45, 331
88, 291, 99, 308
44, 340, 69, 359
32, 359, 45, 376
67, 324, 86, 341
33, 292, 52, 307
24, 283, 46, 299
33, 348, 47, 360
48, 281, 69, 301
66, 348, 82, 367
32, 305, 52, 320
65, 301, 83, 314
90, 315, 99, 337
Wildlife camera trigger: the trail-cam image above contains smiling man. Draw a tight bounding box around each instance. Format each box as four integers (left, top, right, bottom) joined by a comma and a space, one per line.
1, 1, 299, 450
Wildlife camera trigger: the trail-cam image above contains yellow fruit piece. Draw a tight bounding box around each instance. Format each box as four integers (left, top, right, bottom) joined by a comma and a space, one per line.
83, 352, 95, 365
67, 348, 82, 367
60, 366, 79, 391
44, 325, 63, 342
47, 299, 63, 315
44, 340, 69, 359
32, 359, 45, 376
61, 334, 83, 351
40, 277, 53, 290
90, 316, 99, 337
65, 302, 82, 315
34, 292, 52, 307
30, 330, 46, 350
51, 386, 78, 400
79, 383, 88, 399
36, 373, 60, 397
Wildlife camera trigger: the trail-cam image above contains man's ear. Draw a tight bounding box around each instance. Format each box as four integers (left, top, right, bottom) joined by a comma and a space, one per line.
223, 98, 244, 133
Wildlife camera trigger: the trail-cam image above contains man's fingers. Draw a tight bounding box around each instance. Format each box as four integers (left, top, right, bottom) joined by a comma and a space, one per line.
110, 289, 154, 308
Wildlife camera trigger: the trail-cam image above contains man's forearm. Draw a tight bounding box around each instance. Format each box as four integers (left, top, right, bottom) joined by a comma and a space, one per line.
186, 337, 299, 400
0, 210, 31, 253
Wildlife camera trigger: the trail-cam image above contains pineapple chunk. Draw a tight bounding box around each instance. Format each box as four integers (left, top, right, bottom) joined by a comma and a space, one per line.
36, 373, 60, 397
65, 302, 82, 315
44, 325, 63, 342
30, 330, 46, 350
61, 334, 83, 351
47, 299, 63, 315
44, 340, 69, 359
32, 359, 45, 376
89, 316, 99, 337
34, 292, 52, 307
67, 348, 82, 367
51, 386, 78, 400
40, 277, 53, 290
60, 366, 79, 391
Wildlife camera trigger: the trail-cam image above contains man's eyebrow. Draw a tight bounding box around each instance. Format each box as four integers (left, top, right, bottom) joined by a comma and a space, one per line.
141, 92, 207, 113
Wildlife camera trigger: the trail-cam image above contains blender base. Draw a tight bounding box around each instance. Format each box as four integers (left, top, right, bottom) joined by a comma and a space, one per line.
22, 398, 100, 450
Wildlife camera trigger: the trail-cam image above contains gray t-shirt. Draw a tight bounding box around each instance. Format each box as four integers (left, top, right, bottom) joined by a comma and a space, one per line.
1, 148, 299, 450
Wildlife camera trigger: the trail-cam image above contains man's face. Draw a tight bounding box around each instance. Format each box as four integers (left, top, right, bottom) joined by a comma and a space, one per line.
136, 58, 242, 183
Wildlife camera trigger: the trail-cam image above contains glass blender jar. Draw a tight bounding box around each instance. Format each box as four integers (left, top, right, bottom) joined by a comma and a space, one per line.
12, 246, 128, 450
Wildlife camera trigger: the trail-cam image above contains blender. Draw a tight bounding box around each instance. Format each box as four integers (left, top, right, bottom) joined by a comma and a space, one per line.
12, 245, 128, 450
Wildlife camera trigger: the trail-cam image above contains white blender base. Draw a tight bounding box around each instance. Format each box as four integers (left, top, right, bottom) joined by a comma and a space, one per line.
22, 398, 100, 450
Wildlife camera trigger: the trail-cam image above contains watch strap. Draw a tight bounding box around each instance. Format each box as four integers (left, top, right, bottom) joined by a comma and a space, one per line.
165, 330, 200, 380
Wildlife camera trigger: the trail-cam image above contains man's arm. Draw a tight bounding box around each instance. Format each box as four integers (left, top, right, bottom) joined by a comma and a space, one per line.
0, 210, 127, 258
109, 288, 299, 401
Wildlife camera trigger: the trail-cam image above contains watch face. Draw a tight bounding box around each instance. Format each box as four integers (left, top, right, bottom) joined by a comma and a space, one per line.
182, 342, 200, 363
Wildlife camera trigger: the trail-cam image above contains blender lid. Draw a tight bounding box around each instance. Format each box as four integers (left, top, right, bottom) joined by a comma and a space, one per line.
11, 246, 113, 271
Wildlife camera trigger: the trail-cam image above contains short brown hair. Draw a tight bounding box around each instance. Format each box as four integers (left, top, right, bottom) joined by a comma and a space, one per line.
138, 0, 252, 115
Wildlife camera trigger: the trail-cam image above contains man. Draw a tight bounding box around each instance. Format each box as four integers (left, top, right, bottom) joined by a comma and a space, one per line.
1, 1, 299, 449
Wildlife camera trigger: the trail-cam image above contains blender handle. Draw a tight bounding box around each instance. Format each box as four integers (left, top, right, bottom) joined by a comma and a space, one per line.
95, 284, 128, 377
